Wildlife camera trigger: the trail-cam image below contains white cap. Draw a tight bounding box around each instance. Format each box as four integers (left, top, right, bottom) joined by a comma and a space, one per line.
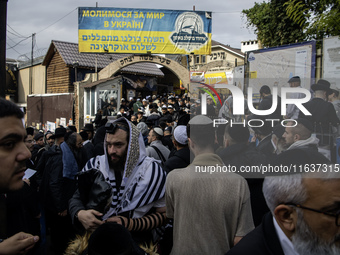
153, 127, 164, 136
174, 125, 188, 144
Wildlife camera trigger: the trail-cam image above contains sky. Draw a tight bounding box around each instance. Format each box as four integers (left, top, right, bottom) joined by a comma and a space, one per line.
6, 0, 258, 61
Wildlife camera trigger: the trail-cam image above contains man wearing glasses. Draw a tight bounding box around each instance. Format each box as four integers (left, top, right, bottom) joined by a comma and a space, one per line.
227, 172, 340, 255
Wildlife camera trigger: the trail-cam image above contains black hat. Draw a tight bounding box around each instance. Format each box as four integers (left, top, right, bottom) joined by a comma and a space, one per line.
296, 118, 314, 132
311, 79, 331, 92
259, 85, 271, 95
177, 113, 190, 126
227, 125, 250, 143
288, 76, 301, 83
26, 127, 34, 136
166, 116, 173, 123
272, 124, 285, 139
34, 132, 44, 141
83, 123, 94, 132
67, 125, 77, 133
50, 127, 66, 139
79, 130, 88, 141
247, 116, 272, 136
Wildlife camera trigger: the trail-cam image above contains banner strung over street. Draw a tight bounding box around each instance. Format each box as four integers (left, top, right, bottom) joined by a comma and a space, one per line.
78, 7, 212, 54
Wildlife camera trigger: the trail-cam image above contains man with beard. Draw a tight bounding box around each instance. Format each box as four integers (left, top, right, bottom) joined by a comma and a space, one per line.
45, 131, 55, 149
273, 118, 330, 165
0, 98, 39, 254
69, 118, 166, 244
39, 131, 83, 253
227, 172, 340, 255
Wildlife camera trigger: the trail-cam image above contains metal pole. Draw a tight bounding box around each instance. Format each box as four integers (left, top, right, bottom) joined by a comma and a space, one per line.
29, 33, 35, 94
0, 0, 8, 98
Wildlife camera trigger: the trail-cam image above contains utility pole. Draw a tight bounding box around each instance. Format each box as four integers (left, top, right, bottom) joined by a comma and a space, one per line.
29, 33, 35, 94
0, 0, 8, 98
95, 2, 98, 81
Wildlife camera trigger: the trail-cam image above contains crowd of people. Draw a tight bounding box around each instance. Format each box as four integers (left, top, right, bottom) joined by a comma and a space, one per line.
1, 76, 340, 255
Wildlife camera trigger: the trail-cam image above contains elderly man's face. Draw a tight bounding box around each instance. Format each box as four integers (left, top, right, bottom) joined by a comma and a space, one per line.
292, 178, 340, 254
0, 116, 31, 192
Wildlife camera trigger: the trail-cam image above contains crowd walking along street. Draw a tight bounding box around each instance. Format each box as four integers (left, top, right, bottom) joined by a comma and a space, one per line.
2, 1, 340, 255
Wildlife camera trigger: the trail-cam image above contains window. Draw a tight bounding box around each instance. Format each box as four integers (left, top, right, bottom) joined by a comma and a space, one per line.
202, 55, 206, 63
85, 81, 119, 118
85, 88, 96, 116
196, 55, 200, 64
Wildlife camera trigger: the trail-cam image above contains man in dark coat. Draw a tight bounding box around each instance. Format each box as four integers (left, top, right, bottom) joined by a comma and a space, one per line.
40, 132, 83, 253
31, 132, 45, 165
0, 98, 39, 254
299, 79, 339, 134
299, 79, 339, 160
163, 126, 191, 173
79, 130, 94, 166
249, 118, 275, 162
162, 126, 174, 152
226, 211, 285, 255
257, 85, 282, 120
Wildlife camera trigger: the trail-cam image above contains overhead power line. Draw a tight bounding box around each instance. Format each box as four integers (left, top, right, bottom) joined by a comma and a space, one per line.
6, 36, 31, 50
7, 24, 28, 38
6, 42, 22, 55
36, 7, 77, 35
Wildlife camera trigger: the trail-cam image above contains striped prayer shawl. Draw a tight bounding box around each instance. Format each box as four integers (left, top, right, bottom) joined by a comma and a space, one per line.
83, 155, 166, 220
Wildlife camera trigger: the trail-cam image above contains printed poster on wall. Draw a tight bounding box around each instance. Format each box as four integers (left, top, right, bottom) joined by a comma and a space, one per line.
78, 7, 212, 54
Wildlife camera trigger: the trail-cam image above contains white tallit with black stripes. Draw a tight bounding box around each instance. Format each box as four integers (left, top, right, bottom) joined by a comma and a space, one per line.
82, 117, 166, 220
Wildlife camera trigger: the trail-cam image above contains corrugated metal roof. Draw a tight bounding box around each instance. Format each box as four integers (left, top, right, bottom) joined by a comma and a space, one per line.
44, 40, 164, 77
